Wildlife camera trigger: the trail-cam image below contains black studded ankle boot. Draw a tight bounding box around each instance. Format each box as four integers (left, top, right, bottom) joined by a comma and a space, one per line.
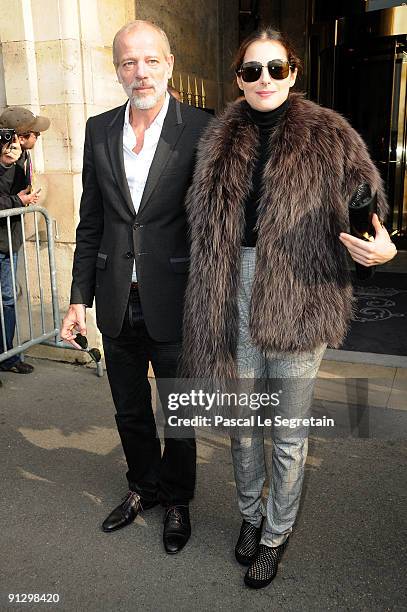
244, 538, 289, 589
235, 518, 264, 566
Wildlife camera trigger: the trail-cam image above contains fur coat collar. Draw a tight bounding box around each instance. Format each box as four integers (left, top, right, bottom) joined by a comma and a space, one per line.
181, 93, 387, 378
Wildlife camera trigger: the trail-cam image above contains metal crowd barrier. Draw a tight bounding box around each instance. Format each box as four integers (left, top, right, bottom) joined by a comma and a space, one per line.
0, 205, 103, 376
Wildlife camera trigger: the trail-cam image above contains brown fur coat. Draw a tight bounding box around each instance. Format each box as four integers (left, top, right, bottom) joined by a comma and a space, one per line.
181, 93, 387, 378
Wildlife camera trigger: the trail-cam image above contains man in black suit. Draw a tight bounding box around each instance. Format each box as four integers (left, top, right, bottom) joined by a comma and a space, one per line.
61, 20, 210, 554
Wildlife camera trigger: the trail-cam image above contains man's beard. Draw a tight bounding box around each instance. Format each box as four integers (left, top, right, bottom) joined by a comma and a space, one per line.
123, 76, 168, 110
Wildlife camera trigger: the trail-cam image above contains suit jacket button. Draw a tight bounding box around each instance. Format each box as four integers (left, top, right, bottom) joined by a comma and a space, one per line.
125, 251, 134, 259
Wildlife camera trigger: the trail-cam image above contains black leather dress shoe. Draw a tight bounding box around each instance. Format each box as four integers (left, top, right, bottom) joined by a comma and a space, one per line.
102, 491, 158, 533
163, 505, 191, 554
0, 360, 34, 374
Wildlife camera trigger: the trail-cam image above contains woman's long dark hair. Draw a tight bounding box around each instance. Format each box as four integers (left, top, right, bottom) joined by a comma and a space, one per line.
232, 27, 302, 74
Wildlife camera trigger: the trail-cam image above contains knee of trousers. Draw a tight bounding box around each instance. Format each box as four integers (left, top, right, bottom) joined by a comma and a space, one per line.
1, 298, 15, 307
272, 437, 308, 462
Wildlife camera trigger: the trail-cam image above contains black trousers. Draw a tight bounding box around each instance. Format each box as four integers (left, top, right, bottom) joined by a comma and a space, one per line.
102, 287, 196, 506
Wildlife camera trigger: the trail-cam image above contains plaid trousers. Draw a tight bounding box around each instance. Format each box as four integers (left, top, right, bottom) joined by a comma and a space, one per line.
231, 247, 326, 547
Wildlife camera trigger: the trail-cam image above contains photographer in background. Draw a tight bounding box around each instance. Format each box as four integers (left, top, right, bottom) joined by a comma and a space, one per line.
0, 107, 50, 374
1, 135, 21, 166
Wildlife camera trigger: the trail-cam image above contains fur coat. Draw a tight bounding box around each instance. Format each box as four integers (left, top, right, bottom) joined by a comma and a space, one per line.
181, 93, 387, 378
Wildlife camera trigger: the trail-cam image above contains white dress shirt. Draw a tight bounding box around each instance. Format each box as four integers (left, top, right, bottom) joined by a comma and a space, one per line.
123, 92, 170, 281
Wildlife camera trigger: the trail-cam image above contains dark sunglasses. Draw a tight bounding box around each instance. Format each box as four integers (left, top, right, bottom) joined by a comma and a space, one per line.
75, 333, 101, 363
20, 131, 41, 138
237, 60, 294, 83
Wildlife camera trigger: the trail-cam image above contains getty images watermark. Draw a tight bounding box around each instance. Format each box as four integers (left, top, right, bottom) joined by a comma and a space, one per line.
165, 389, 335, 429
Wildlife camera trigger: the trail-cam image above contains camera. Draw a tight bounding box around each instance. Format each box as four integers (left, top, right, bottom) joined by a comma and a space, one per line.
0, 128, 16, 145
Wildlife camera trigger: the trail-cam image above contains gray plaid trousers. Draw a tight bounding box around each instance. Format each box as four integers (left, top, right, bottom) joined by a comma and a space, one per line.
231, 247, 326, 547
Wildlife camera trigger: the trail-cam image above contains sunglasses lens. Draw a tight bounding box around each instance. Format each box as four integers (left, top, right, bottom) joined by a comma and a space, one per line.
268, 60, 290, 80
240, 63, 262, 82
74, 333, 88, 349
239, 60, 292, 83
88, 348, 101, 363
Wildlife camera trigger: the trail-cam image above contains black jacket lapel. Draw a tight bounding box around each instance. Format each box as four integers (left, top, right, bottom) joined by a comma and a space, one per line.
106, 103, 134, 215
137, 97, 185, 216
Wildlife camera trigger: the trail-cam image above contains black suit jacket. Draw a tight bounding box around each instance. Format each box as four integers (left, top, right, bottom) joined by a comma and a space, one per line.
71, 97, 211, 341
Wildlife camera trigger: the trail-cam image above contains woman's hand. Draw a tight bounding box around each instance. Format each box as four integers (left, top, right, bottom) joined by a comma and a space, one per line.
339, 214, 397, 267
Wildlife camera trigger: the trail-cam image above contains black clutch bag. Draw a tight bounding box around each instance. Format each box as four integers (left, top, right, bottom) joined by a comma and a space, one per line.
348, 183, 377, 280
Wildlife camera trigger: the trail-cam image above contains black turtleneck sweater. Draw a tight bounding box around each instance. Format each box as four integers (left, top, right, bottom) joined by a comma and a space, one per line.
242, 99, 288, 247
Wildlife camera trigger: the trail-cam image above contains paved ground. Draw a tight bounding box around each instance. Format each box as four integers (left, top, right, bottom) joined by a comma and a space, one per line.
1, 358, 406, 612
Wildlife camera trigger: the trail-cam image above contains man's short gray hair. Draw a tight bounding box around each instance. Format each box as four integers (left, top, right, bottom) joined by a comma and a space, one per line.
113, 20, 171, 67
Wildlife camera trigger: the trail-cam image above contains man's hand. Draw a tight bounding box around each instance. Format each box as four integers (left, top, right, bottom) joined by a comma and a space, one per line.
61, 304, 87, 349
17, 187, 41, 207
0, 138, 22, 165
339, 214, 397, 267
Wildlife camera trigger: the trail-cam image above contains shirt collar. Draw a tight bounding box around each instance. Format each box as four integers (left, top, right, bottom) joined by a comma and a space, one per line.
124, 92, 170, 129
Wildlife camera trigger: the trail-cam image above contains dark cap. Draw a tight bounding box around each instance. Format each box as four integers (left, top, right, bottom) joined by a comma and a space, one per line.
0, 106, 50, 134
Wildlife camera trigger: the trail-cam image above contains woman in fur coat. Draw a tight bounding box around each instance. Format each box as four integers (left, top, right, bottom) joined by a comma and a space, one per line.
181, 28, 396, 589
